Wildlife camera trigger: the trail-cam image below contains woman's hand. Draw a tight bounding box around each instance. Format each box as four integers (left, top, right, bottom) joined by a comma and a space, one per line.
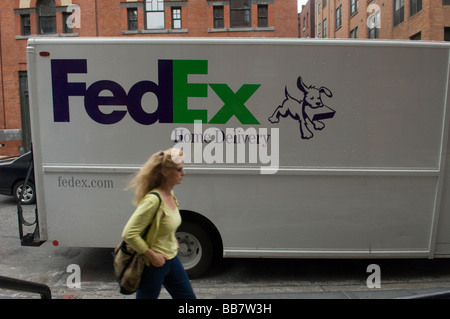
144, 249, 169, 267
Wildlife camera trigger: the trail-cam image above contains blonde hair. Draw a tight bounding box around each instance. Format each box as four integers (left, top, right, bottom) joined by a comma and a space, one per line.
128, 148, 183, 205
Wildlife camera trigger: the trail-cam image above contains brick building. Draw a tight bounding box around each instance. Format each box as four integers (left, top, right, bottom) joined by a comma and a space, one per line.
299, 0, 315, 38
0, 0, 298, 157
305, 0, 450, 40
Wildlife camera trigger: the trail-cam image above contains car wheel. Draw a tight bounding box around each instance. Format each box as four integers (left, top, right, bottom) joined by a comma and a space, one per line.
14, 181, 36, 205
176, 221, 214, 278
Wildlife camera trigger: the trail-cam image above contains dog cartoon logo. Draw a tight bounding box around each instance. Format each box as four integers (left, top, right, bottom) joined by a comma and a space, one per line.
269, 76, 335, 140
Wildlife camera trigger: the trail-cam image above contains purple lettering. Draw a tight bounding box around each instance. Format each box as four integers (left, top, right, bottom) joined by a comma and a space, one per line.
51, 59, 87, 122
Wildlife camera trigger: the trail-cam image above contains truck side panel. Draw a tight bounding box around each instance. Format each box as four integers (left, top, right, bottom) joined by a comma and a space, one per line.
26, 38, 450, 258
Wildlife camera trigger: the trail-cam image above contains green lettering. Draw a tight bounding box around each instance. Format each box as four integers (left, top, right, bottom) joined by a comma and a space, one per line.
209, 84, 260, 124
173, 60, 208, 123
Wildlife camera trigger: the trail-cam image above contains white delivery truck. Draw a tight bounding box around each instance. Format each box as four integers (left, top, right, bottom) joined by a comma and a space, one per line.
23, 37, 450, 277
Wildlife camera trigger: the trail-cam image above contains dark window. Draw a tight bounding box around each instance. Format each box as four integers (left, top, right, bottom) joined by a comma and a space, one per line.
214, 6, 224, 28
336, 5, 342, 29
394, 0, 404, 27
368, 26, 379, 39
230, 0, 251, 28
368, 8, 380, 39
62, 11, 73, 33
258, 5, 268, 27
37, 0, 56, 34
128, 8, 138, 30
350, 0, 358, 16
21, 14, 31, 36
445, 27, 450, 41
410, 32, 421, 40
410, 0, 422, 16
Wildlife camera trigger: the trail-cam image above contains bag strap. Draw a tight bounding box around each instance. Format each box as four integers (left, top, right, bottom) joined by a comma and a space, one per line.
141, 191, 162, 239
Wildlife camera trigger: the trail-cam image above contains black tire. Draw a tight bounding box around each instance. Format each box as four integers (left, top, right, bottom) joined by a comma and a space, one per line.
13, 181, 36, 205
176, 221, 214, 278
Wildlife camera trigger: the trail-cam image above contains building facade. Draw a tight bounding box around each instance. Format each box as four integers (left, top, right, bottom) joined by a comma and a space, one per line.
0, 0, 298, 156
306, 0, 450, 40
299, 0, 315, 38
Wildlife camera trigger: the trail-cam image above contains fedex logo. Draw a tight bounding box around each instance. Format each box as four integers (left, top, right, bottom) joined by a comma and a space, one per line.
51, 59, 261, 125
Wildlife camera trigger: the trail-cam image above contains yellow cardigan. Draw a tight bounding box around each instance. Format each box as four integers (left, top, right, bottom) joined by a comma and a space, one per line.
121, 191, 181, 265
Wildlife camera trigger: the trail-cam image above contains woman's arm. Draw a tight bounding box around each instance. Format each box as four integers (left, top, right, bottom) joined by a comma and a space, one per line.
121, 194, 159, 254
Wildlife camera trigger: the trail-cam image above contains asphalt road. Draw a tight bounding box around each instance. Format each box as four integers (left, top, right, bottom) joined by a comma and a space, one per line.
1, 194, 450, 300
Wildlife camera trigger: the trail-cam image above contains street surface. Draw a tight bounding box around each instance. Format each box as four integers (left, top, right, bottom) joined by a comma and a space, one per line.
1, 194, 450, 299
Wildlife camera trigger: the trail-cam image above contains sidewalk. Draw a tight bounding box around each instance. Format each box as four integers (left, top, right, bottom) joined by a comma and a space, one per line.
2, 280, 450, 299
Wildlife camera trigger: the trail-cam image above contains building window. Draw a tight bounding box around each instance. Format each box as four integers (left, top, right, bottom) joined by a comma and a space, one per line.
128, 8, 138, 31
410, 0, 422, 16
410, 32, 421, 40
37, 0, 56, 34
394, 0, 404, 27
368, 26, 379, 39
62, 11, 73, 33
350, 0, 358, 16
230, 0, 251, 28
335, 5, 342, 29
145, 0, 165, 30
172, 7, 181, 29
21, 14, 31, 36
350, 26, 358, 38
322, 18, 327, 38
258, 5, 268, 28
213, 6, 224, 28
368, 7, 380, 39
445, 27, 450, 41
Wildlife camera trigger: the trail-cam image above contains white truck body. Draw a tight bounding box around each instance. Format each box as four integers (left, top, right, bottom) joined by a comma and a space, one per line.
26, 38, 450, 274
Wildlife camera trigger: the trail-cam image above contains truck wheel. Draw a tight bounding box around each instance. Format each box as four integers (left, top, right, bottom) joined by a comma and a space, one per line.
176, 221, 214, 278
14, 181, 36, 205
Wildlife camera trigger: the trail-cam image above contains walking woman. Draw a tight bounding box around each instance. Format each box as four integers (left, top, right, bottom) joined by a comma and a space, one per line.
122, 148, 196, 299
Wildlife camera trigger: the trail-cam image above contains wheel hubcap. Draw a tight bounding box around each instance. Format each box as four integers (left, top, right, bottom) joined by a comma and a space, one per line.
17, 185, 33, 203
176, 232, 202, 270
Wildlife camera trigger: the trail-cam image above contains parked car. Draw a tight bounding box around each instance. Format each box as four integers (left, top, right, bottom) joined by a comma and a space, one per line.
0, 152, 35, 204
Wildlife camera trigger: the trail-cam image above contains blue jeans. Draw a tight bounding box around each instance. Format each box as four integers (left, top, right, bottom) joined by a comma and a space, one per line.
136, 256, 196, 299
